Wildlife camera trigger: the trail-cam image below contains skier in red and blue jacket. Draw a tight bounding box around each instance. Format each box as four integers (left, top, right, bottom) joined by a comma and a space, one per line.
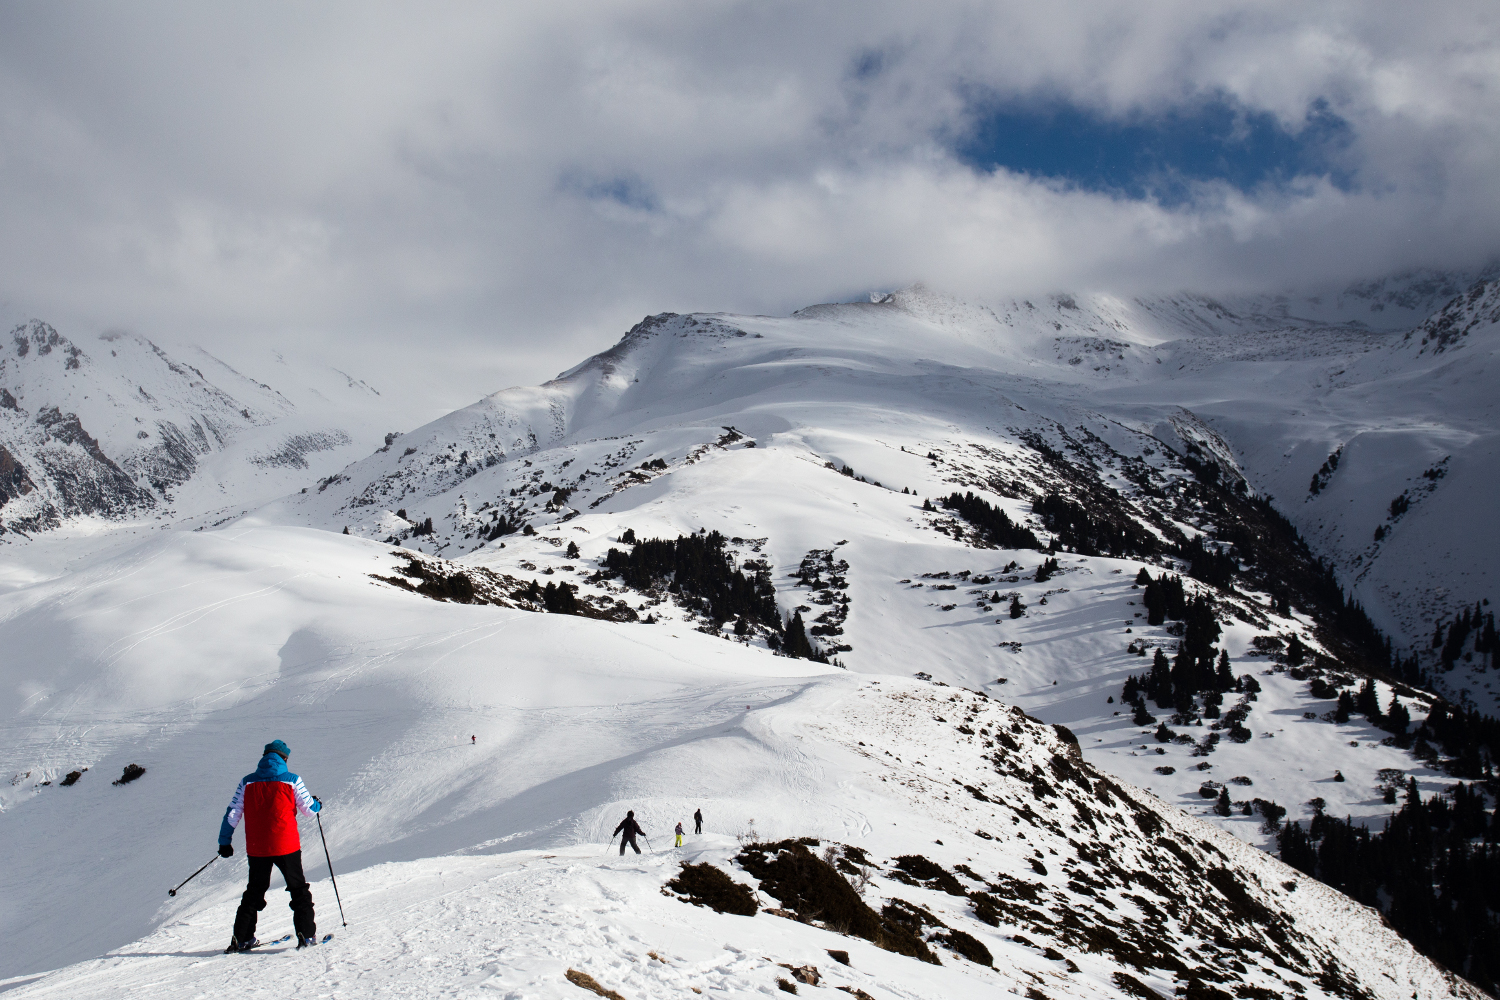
218, 739, 322, 951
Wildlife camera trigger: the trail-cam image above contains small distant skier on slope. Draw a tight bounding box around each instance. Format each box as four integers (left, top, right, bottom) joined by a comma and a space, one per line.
694, 808, 703, 835
471, 735, 476, 745
614, 810, 645, 855
675, 821, 684, 847
218, 739, 323, 952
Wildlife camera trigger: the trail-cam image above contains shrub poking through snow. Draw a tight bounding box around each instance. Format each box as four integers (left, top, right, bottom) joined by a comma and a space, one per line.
60, 770, 83, 786
113, 764, 146, 785
890, 855, 967, 896
664, 863, 757, 916
735, 840, 937, 964
935, 928, 993, 967
564, 969, 625, 1000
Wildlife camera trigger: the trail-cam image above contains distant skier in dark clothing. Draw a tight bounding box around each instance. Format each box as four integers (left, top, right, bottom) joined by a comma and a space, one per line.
614, 810, 644, 855
218, 739, 322, 952
693, 808, 703, 835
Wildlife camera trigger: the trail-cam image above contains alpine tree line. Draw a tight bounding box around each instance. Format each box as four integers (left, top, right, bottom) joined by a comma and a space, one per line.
1278, 783, 1500, 997
598, 530, 829, 663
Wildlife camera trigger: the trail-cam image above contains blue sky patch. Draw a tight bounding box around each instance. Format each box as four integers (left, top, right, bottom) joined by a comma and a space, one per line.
952, 94, 1354, 202
559, 170, 659, 212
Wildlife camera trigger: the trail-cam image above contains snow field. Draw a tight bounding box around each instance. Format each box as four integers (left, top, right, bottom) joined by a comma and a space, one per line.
1, 526, 1473, 999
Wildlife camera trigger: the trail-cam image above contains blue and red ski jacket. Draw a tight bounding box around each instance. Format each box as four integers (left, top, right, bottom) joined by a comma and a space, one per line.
219, 753, 321, 857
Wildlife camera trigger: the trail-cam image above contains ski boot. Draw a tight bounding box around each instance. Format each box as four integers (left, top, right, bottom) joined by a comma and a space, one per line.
224, 936, 258, 953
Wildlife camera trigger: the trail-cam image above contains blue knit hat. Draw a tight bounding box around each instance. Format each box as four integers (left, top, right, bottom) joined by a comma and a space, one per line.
263, 739, 290, 760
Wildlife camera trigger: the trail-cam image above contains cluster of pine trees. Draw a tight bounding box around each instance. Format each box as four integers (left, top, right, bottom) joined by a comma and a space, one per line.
1137, 568, 1185, 625
1278, 783, 1500, 996
938, 492, 1042, 549
1421, 702, 1500, 780
522, 579, 580, 615
599, 531, 831, 663
1175, 535, 1237, 589
776, 611, 829, 663
1433, 602, 1497, 670
600, 530, 779, 628
1032, 491, 1161, 558
484, 514, 523, 541
1121, 568, 1245, 726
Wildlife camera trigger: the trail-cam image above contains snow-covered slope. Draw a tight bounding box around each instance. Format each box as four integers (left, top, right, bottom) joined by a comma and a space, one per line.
0, 526, 1479, 1000
210, 287, 1464, 830
2, 274, 1496, 998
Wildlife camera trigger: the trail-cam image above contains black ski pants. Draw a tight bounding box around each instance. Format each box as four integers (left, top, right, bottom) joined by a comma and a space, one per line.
694, 817, 702, 834
233, 850, 315, 944
619, 832, 640, 855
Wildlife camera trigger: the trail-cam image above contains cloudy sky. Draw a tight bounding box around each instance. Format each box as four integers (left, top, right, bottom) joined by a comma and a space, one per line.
1, 2, 1497, 416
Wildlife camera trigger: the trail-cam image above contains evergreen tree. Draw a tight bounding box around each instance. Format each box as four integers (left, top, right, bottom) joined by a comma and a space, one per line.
782, 611, 824, 662
1334, 690, 1355, 724
1139, 571, 1187, 625
1213, 787, 1232, 817
1170, 595, 1221, 700
1148, 648, 1174, 709
542, 581, 579, 615
566, 540, 580, 558
1355, 678, 1381, 720
1215, 650, 1233, 690
1009, 594, 1026, 619
1385, 695, 1411, 736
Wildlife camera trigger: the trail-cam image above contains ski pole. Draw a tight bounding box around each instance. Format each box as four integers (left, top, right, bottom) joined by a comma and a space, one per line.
315, 811, 348, 927
168, 854, 219, 896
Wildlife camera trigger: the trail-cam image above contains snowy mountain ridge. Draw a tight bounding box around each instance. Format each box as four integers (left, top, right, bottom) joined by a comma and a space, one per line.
1, 270, 1497, 999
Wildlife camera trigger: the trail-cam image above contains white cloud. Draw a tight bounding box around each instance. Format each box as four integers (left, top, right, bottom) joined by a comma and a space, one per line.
0, 1, 1496, 413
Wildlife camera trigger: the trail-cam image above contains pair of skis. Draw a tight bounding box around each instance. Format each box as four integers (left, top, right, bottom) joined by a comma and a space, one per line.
228, 932, 334, 953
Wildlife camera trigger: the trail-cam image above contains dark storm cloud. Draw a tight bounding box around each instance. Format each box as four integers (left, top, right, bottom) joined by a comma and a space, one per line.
0, 2, 1497, 411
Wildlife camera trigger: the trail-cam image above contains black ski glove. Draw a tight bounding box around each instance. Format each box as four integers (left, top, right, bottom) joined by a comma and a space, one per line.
219, 843, 234, 858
